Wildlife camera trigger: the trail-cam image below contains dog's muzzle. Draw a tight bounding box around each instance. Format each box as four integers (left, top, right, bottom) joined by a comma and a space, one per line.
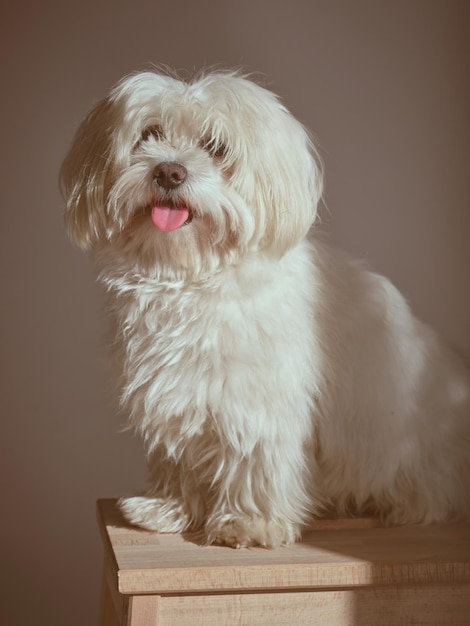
150, 162, 191, 231
153, 162, 187, 191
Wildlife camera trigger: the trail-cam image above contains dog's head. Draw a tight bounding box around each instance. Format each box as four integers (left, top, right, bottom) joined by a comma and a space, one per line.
61, 70, 322, 276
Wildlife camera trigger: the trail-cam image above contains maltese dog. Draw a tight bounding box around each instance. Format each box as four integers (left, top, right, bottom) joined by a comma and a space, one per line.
61, 69, 470, 547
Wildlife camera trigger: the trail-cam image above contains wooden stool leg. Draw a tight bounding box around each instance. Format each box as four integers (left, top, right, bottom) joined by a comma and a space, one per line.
100, 561, 122, 626
126, 596, 160, 626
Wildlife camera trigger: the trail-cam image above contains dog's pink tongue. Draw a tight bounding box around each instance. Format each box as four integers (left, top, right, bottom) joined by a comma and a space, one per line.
151, 206, 189, 232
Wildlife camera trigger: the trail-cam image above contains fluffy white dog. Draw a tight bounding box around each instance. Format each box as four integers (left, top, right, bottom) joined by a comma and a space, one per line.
61, 69, 470, 547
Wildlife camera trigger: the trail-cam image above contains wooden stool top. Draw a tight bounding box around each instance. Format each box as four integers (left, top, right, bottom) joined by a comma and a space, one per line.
97, 499, 470, 596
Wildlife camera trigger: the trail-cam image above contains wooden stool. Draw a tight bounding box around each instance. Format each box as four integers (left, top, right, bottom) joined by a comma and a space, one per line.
97, 499, 470, 625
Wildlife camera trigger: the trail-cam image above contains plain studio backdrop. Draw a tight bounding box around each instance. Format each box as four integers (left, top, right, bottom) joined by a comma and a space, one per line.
1, 1, 469, 624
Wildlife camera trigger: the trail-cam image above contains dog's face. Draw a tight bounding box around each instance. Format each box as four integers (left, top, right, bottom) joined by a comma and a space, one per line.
61, 70, 322, 276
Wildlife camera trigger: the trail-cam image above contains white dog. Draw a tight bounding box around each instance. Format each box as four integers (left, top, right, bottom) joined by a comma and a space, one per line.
61, 69, 470, 547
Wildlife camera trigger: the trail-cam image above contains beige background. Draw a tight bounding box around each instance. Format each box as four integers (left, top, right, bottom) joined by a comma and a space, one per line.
1, 1, 469, 624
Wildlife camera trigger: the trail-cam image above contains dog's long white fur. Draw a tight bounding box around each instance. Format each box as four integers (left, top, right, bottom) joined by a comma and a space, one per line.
61, 69, 470, 547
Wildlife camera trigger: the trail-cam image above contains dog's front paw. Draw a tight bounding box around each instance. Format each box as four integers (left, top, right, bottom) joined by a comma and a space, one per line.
119, 496, 191, 533
207, 516, 299, 548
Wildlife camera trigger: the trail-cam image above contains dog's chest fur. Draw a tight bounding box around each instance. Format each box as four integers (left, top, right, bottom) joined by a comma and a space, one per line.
101, 242, 320, 459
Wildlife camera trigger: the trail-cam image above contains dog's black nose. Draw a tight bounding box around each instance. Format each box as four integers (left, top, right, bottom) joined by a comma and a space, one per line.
153, 162, 188, 190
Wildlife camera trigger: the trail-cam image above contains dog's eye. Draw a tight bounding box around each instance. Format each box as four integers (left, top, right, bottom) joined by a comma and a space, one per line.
140, 125, 164, 142
212, 143, 228, 159
200, 137, 228, 159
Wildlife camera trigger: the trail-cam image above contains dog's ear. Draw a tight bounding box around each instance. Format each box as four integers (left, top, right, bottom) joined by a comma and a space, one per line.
228, 79, 323, 256
60, 98, 115, 250
255, 109, 323, 256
